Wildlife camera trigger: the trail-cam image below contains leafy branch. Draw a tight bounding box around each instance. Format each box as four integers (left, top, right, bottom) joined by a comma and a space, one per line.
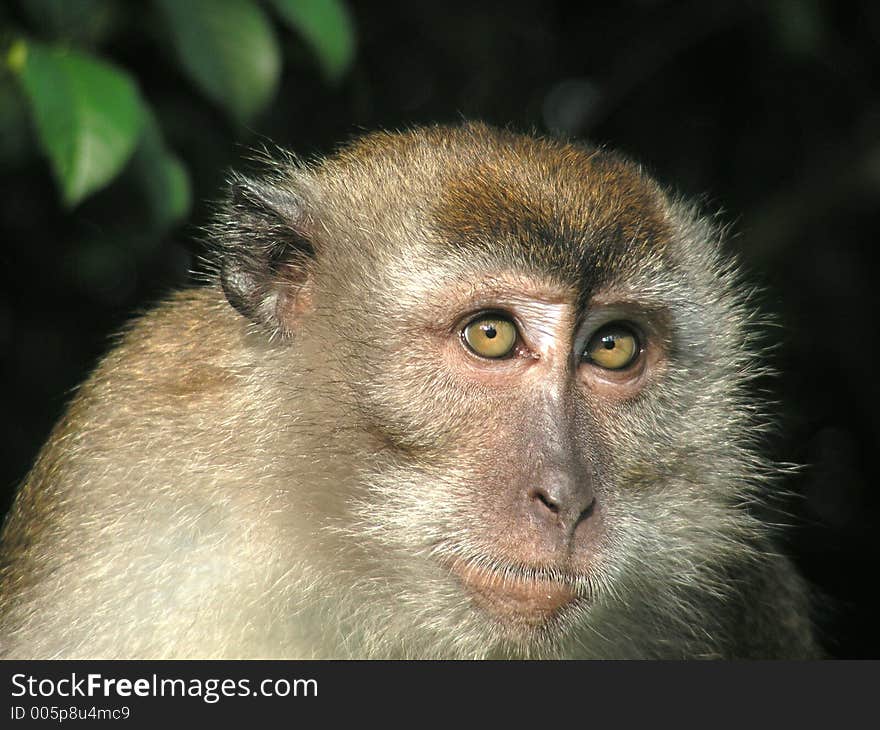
4, 0, 355, 224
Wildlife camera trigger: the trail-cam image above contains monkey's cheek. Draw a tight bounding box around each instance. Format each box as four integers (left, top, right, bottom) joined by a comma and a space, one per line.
449, 563, 579, 629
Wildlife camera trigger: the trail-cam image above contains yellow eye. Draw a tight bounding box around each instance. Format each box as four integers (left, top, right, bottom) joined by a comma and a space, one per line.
585, 325, 640, 370
462, 314, 518, 359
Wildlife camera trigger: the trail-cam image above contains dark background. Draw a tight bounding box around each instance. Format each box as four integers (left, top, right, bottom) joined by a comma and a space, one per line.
1, 1, 878, 657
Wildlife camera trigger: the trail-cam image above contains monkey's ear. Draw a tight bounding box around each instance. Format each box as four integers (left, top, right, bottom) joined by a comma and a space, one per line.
215, 173, 316, 336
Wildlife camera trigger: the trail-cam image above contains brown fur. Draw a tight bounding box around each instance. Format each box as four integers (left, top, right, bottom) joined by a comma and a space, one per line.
0, 124, 817, 658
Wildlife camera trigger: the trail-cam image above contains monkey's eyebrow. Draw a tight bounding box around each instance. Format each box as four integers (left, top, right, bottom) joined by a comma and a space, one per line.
577, 293, 675, 324
428, 270, 575, 304
583, 279, 683, 311
412, 278, 573, 329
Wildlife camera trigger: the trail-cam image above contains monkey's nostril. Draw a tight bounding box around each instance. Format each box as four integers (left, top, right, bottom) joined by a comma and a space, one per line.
580, 497, 596, 520
530, 488, 560, 514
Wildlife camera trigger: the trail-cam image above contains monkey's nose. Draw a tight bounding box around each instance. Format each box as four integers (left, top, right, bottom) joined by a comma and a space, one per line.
528, 478, 595, 533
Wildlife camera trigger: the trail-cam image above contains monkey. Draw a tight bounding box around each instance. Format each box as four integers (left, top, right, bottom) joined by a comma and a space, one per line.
0, 123, 817, 659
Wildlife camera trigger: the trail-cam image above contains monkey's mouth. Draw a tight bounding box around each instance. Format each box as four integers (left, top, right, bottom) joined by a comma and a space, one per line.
447, 558, 580, 627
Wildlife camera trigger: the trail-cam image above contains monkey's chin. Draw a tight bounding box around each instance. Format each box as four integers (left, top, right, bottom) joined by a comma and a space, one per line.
449, 561, 580, 629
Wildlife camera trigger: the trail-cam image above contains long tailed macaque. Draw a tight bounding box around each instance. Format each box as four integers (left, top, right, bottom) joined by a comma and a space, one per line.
0, 124, 817, 658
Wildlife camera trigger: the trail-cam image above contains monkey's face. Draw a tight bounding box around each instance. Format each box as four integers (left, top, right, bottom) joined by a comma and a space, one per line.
308, 255, 684, 651
300, 242, 748, 654
221, 125, 762, 656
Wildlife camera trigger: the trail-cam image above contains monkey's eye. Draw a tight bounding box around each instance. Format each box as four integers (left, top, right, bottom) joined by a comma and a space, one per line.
462, 314, 518, 359
584, 324, 640, 370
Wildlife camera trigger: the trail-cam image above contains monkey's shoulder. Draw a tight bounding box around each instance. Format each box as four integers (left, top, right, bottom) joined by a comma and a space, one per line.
93, 286, 251, 397
5, 286, 267, 529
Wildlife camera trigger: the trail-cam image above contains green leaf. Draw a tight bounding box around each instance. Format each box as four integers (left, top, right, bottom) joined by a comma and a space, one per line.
15, 42, 147, 207
156, 0, 281, 123
130, 107, 191, 231
269, 0, 355, 82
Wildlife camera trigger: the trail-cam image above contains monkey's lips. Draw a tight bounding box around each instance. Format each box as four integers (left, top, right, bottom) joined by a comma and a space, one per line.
449, 560, 579, 627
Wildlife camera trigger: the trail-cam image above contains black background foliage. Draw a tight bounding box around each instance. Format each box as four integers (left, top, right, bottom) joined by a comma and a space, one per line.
1, 1, 878, 658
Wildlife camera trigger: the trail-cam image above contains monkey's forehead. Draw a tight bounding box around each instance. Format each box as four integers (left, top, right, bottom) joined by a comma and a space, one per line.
313, 123, 676, 289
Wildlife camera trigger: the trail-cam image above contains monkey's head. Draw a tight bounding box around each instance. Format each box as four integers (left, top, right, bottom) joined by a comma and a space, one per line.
215, 124, 767, 658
